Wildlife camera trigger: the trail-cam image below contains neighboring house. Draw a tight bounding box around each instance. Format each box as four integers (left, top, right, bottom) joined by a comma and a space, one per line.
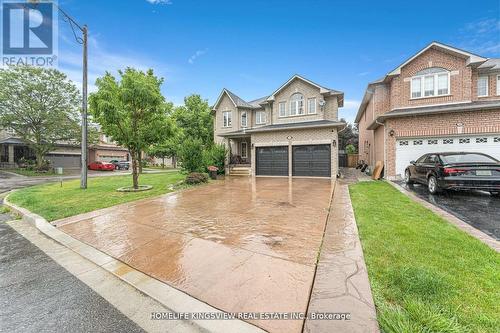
355, 42, 500, 179
212, 75, 345, 178
0, 130, 129, 169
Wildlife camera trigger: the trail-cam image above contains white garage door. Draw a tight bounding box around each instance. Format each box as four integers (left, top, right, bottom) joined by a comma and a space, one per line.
395, 134, 500, 177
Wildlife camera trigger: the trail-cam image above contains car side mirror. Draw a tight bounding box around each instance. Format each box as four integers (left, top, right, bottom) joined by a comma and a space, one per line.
410, 160, 416, 165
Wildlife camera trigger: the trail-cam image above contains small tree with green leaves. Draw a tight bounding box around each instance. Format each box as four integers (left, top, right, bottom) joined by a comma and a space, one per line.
0, 66, 82, 170
89, 68, 169, 189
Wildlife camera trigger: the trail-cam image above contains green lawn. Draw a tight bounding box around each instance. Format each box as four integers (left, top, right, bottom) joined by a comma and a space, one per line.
8, 172, 187, 221
349, 181, 500, 333
4, 168, 57, 177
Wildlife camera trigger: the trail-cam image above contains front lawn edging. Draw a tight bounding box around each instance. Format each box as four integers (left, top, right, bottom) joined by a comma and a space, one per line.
116, 185, 153, 192
3, 192, 264, 333
387, 180, 500, 252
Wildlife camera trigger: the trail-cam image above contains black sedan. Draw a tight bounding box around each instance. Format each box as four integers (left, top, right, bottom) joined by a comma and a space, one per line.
109, 160, 130, 170
404, 152, 500, 196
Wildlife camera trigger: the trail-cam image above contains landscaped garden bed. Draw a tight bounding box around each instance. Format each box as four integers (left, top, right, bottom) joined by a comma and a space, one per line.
349, 181, 500, 333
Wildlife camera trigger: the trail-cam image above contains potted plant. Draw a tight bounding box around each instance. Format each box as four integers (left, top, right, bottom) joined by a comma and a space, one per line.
207, 165, 218, 180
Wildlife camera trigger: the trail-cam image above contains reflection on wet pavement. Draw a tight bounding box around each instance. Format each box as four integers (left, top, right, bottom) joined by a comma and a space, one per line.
395, 181, 500, 240
57, 177, 335, 333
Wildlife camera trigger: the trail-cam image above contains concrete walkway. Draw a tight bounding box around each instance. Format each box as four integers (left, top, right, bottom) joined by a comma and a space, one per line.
304, 182, 379, 333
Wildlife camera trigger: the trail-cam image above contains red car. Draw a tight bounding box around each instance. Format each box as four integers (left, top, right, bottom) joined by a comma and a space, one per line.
88, 161, 115, 171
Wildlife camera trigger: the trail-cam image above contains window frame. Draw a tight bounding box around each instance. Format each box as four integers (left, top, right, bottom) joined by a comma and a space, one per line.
222, 111, 232, 127
240, 111, 247, 128
278, 102, 286, 117
497, 75, 500, 96
256, 110, 266, 125
241, 141, 248, 159
307, 97, 317, 114
410, 70, 450, 99
289, 93, 304, 116
477, 75, 489, 97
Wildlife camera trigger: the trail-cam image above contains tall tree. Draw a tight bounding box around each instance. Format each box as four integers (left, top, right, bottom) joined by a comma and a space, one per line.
89, 68, 169, 189
172, 94, 213, 146
0, 66, 81, 169
338, 118, 359, 151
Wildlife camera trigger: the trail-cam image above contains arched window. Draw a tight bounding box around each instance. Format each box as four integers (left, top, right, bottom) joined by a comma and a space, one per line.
410, 67, 449, 98
290, 93, 304, 115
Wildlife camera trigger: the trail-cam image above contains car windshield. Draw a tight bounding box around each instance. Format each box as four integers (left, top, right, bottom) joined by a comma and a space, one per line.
440, 154, 498, 164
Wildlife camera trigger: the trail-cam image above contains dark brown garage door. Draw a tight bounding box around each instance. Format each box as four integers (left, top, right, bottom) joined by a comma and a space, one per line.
292, 144, 331, 177
256, 146, 289, 176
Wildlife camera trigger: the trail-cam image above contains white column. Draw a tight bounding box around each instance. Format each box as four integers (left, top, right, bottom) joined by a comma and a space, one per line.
8, 145, 14, 164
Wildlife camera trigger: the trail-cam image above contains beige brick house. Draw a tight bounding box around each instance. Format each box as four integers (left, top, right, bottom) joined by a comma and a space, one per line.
212, 75, 345, 178
355, 42, 500, 179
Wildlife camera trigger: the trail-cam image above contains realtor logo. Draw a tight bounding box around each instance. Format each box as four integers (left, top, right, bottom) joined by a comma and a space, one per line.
1, 0, 58, 66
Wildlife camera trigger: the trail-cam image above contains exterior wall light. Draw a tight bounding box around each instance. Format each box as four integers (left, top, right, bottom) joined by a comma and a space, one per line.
332, 139, 337, 147
388, 129, 395, 137
286, 135, 293, 140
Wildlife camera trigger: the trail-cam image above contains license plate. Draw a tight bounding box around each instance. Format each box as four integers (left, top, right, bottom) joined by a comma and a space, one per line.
476, 170, 492, 176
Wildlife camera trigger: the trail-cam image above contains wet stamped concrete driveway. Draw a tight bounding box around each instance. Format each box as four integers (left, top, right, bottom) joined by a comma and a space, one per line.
55, 177, 335, 333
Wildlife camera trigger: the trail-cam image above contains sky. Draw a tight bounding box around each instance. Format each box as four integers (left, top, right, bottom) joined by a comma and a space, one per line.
48, 0, 500, 122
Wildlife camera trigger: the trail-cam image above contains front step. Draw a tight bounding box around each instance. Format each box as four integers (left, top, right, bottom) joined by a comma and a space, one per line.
229, 166, 251, 176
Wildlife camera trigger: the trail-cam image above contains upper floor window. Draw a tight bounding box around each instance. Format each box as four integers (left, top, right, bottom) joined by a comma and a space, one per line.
223, 111, 232, 127
241, 111, 247, 128
256, 111, 266, 124
308, 98, 316, 114
478, 76, 489, 97
410, 67, 449, 99
279, 102, 286, 117
497, 75, 500, 96
290, 93, 304, 116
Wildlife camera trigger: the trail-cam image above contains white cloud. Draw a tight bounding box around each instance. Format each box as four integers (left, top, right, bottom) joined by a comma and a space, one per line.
188, 49, 208, 64
145, 0, 173, 4
456, 18, 500, 55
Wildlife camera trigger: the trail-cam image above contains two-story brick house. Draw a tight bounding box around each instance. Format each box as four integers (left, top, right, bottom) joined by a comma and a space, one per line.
212, 75, 345, 178
355, 42, 500, 179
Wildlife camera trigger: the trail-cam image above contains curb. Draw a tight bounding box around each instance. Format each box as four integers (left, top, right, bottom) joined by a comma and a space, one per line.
387, 181, 500, 253
3, 193, 265, 333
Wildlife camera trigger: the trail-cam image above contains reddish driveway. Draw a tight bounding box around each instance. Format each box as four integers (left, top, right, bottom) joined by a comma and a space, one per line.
56, 177, 334, 332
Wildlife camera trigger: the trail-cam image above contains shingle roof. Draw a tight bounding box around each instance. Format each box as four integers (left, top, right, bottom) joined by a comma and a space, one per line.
224, 89, 253, 108
478, 58, 500, 70
217, 120, 345, 137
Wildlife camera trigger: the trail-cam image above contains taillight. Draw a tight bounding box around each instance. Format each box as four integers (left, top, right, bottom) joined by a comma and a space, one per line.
443, 168, 467, 175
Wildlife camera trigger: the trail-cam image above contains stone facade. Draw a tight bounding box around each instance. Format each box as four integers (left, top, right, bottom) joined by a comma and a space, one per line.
356, 43, 500, 178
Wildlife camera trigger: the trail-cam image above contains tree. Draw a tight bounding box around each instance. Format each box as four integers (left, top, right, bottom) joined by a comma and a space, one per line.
0, 66, 81, 169
178, 138, 204, 172
89, 68, 169, 189
338, 118, 359, 151
172, 94, 213, 146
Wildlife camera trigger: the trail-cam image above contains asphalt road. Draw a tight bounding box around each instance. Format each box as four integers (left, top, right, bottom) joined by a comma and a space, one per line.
0, 174, 144, 332
396, 181, 500, 240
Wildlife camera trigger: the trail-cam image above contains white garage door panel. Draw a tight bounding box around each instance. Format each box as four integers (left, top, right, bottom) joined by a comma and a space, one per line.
396, 134, 500, 177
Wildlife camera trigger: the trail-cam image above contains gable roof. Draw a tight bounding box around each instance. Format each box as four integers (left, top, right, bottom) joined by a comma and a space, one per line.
355, 41, 491, 124
266, 74, 343, 105
387, 41, 487, 76
212, 88, 254, 109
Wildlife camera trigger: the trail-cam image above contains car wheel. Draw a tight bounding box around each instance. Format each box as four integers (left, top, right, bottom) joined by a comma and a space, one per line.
427, 175, 440, 194
404, 169, 414, 184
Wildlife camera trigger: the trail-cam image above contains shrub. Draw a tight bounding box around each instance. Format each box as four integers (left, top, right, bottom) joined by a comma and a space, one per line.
346, 144, 357, 154
185, 172, 208, 184
178, 138, 204, 172
203, 143, 227, 174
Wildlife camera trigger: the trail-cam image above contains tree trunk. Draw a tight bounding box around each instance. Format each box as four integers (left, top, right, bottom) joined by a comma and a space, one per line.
130, 150, 139, 189
138, 151, 143, 174
162, 157, 165, 169
35, 151, 44, 170
172, 155, 177, 168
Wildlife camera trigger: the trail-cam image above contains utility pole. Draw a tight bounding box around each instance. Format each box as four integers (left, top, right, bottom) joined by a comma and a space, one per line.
81, 25, 88, 189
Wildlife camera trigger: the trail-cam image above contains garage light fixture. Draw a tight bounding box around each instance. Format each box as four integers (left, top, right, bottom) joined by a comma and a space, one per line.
332, 139, 337, 147
389, 129, 395, 137
287, 135, 293, 140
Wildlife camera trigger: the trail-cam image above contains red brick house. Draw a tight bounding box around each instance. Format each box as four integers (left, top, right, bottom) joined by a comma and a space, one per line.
355, 42, 500, 179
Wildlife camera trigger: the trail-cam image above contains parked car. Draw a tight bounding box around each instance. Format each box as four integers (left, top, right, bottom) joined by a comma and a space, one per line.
405, 152, 500, 196
88, 161, 115, 171
109, 160, 130, 170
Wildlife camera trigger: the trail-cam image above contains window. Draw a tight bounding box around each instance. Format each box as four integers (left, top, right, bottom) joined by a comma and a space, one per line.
307, 98, 316, 114
459, 138, 470, 144
241, 111, 247, 128
428, 139, 438, 145
290, 93, 304, 116
443, 139, 454, 144
411, 77, 422, 98
424, 76, 434, 97
494, 137, 500, 143
478, 76, 488, 97
411, 68, 450, 98
476, 137, 488, 143
399, 140, 409, 146
413, 140, 423, 145
241, 142, 247, 159
497, 76, 500, 96
279, 102, 286, 117
223, 111, 232, 127
256, 111, 266, 124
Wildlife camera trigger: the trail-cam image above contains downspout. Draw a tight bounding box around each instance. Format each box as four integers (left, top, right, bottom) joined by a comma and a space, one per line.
375, 117, 387, 178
